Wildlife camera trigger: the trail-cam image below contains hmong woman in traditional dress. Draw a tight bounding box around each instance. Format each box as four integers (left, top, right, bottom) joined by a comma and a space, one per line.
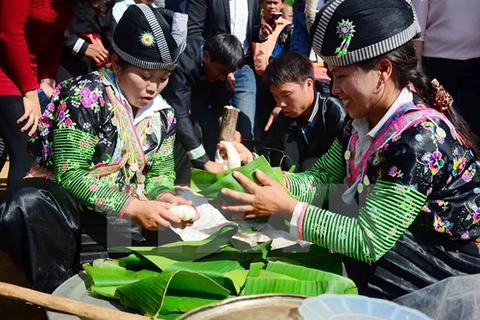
221, 0, 480, 300
0, 5, 197, 293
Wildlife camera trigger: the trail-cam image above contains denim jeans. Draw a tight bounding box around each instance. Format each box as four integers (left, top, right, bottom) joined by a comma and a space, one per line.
290, 3, 311, 57
229, 64, 257, 140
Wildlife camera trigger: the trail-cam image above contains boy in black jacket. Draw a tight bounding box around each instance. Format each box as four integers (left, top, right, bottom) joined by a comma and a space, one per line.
220, 52, 345, 172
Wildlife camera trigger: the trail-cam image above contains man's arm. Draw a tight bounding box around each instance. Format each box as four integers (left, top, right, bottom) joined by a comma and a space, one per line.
162, 56, 210, 168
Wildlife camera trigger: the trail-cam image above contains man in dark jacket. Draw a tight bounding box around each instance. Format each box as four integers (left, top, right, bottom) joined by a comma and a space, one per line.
165, 0, 187, 12
162, 34, 245, 179
57, 1, 115, 82
187, 0, 273, 142
220, 52, 345, 172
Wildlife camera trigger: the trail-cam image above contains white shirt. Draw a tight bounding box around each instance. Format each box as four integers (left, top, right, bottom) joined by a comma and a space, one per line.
229, 0, 250, 55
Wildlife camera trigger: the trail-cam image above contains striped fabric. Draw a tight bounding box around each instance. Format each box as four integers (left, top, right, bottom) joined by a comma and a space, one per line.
138, 3, 172, 63
53, 129, 131, 216
187, 144, 207, 161
301, 180, 426, 263
311, 0, 422, 67
145, 135, 176, 200
286, 139, 345, 203
111, 41, 176, 71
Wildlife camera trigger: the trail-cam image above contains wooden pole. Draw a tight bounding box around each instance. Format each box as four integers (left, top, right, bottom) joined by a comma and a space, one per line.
0, 281, 151, 320
218, 105, 239, 142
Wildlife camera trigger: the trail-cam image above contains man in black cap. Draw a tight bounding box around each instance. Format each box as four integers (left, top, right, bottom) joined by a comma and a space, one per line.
162, 33, 245, 176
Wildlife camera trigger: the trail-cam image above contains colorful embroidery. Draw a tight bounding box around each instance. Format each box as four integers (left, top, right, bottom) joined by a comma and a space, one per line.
26, 69, 177, 216
335, 19, 355, 58
139, 31, 155, 48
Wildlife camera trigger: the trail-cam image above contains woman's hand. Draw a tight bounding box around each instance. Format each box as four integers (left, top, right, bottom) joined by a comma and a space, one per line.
220, 170, 298, 220
124, 199, 183, 231
18, 90, 41, 136
158, 193, 200, 223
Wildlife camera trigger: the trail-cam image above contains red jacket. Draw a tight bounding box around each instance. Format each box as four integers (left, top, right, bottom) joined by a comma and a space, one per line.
0, 0, 74, 96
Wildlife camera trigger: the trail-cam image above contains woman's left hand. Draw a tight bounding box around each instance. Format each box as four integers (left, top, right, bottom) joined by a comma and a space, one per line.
220, 170, 298, 220
158, 193, 200, 223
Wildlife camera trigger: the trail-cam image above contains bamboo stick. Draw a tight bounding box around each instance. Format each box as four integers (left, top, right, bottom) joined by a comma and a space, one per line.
0, 281, 151, 320
218, 105, 239, 142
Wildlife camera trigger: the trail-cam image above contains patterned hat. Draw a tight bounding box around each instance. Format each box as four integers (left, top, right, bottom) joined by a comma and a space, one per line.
311, 0, 421, 67
112, 4, 187, 71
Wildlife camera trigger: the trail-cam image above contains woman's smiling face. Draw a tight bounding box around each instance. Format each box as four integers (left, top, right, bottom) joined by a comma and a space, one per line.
328, 64, 381, 120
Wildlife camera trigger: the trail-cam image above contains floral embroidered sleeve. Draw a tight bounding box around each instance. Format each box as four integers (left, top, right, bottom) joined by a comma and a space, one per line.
43, 76, 132, 216
289, 120, 464, 263
145, 108, 176, 200
285, 139, 346, 203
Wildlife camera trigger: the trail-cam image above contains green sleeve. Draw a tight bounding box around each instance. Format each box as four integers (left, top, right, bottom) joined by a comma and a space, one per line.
299, 181, 426, 263
145, 134, 176, 200
285, 139, 346, 203
53, 129, 132, 216
294, 121, 451, 263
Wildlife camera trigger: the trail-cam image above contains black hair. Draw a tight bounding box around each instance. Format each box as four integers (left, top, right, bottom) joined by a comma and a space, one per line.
358, 41, 480, 156
115, 54, 131, 70
76, 0, 115, 16
263, 52, 314, 87
203, 34, 244, 71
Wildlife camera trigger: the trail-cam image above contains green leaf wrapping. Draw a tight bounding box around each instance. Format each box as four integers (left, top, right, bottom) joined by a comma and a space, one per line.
191, 156, 286, 198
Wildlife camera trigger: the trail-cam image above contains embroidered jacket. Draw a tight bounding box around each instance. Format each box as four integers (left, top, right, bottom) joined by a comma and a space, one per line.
27, 69, 176, 217
286, 96, 480, 263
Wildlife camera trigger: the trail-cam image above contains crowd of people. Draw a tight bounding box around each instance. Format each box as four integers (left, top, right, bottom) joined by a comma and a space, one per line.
0, 0, 480, 304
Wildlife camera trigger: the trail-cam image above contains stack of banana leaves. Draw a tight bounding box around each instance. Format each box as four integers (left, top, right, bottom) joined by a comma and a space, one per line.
84, 225, 357, 319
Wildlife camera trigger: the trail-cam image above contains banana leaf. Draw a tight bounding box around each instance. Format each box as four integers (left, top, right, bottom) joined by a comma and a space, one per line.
121, 252, 160, 271
117, 270, 231, 317
267, 244, 343, 275
125, 225, 238, 269
83, 259, 160, 300
241, 277, 357, 296
191, 156, 285, 198
241, 261, 357, 296
84, 259, 159, 288
163, 260, 246, 294
197, 240, 272, 268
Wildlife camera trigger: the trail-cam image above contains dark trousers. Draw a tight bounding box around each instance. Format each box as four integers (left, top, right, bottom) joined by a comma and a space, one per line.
423, 57, 480, 138
0, 96, 35, 186
0, 178, 181, 293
